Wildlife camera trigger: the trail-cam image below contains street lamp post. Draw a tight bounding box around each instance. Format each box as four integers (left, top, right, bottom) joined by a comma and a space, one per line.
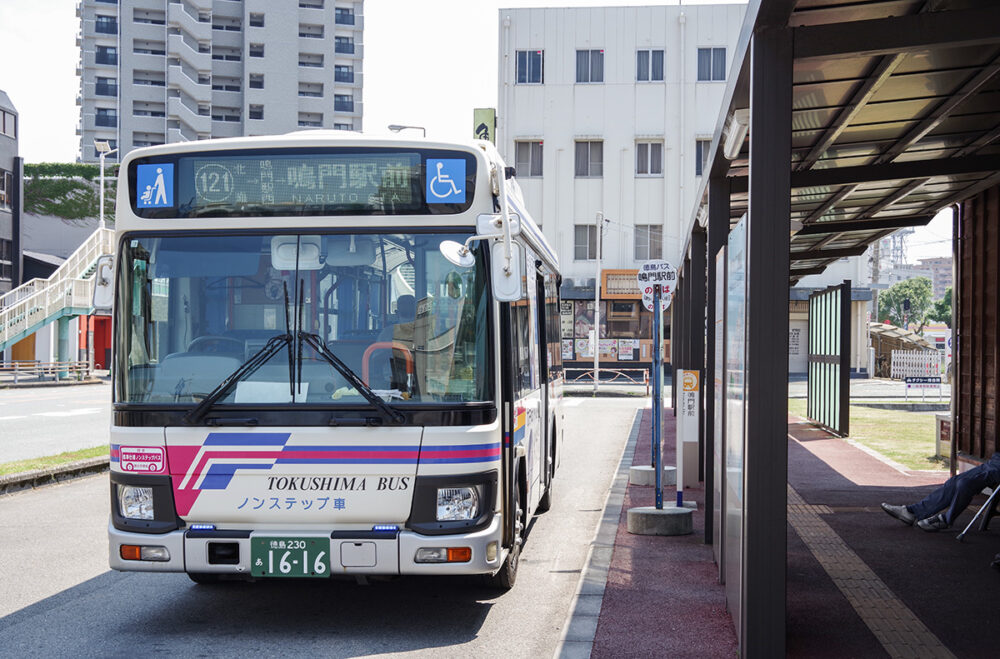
94, 140, 117, 230
593, 212, 607, 395
387, 124, 427, 137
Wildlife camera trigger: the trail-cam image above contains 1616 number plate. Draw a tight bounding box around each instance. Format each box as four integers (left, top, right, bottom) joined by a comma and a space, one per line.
250, 537, 330, 577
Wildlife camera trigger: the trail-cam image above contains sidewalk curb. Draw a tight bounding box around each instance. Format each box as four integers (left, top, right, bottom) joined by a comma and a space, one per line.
0, 456, 109, 495
553, 408, 642, 659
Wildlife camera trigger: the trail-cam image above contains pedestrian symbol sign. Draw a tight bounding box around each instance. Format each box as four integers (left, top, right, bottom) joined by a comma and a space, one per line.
136, 164, 174, 208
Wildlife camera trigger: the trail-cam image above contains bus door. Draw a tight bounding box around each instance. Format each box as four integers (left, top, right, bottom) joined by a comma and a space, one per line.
511, 260, 544, 513
535, 269, 552, 496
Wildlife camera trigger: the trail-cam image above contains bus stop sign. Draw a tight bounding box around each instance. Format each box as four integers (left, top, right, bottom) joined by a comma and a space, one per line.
637, 261, 676, 311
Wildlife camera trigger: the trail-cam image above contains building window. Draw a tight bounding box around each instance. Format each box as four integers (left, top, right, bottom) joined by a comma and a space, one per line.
299, 53, 324, 68
95, 108, 117, 127
299, 0, 324, 8
515, 141, 543, 177
1, 110, 16, 138
335, 37, 355, 54
249, 105, 264, 120
334, 65, 354, 83
249, 13, 264, 27
96, 45, 117, 66
695, 139, 712, 176
576, 49, 604, 83
574, 225, 598, 261
697, 47, 726, 81
334, 123, 352, 131
636, 141, 663, 176
249, 43, 265, 58
299, 24, 324, 38
298, 82, 323, 97
95, 15, 117, 34
249, 74, 264, 89
298, 112, 323, 127
634, 225, 663, 261
334, 94, 354, 112
95, 77, 118, 97
574, 141, 603, 177
636, 49, 664, 82
0, 170, 12, 211
516, 50, 544, 84
335, 7, 355, 25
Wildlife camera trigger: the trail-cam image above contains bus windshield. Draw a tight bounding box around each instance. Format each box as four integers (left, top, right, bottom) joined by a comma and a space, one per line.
116, 231, 491, 406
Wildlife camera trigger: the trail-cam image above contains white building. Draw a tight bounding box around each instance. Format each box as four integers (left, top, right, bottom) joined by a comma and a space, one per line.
497, 4, 745, 368
77, 0, 364, 163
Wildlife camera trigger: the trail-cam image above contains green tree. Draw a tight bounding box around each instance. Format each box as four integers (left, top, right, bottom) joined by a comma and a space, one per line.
21, 162, 118, 222
878, 277, 932, 329
925, 287, 952, 328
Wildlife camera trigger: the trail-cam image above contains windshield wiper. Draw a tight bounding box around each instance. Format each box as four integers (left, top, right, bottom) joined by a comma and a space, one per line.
184, 333, 292, 425
298, 332, 406, 425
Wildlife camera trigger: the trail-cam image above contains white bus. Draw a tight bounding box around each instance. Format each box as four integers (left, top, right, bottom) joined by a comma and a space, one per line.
102, 133, 563, 588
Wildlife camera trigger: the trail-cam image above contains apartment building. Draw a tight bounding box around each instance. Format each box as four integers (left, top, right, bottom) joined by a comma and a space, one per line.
497, 4, 744, 370
77, 0, 364, 162
0, 90, 20, 295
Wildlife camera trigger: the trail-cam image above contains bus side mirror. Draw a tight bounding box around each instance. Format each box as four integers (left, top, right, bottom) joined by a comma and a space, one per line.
92, 254, 115, 315
491, 242, 523, 302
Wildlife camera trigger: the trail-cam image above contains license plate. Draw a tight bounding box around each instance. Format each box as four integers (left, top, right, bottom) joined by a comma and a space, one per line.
250, 537, 330, 578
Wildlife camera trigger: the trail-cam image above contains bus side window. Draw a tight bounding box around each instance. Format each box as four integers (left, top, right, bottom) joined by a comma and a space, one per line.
513, 301, 532, 398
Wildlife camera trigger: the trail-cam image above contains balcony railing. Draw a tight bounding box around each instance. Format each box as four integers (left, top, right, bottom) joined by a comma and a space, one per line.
335, 13, 355, 25
334, 99, 354, 112
95, 82, 118, 97
334, 42, 355, 54
334, 70, 354, 83
95, 115, 118, 127
95, 20, 118, 34
95, 53, 118, 65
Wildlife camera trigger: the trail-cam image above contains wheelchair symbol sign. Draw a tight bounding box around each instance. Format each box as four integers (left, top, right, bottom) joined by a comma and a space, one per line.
426, 159, 465, 203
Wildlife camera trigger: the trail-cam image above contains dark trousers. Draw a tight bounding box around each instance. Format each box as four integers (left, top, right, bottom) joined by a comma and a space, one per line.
908, 453, 1000, 525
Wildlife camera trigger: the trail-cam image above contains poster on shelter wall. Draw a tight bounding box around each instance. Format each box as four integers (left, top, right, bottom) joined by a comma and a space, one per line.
562, 339, 574, 360
618, 338, 638, 360
575, 338, 593, 358
560, 301, 574, 338
789, 328, 801, 356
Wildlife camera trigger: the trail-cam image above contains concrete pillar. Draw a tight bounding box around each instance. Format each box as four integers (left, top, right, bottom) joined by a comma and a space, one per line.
57, 316, 70, 379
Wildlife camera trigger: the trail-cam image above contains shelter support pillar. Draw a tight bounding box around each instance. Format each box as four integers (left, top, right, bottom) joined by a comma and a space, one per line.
57, 316, 71, 380
742, 25, 791, 657
689, 230, 707, 485
705, 178, 730, 549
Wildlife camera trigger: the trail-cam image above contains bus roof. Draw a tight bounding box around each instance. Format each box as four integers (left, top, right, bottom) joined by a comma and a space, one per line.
114, 132, 557, 271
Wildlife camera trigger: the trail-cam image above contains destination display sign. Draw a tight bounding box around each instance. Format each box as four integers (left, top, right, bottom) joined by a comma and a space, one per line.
129, 148, 476, 218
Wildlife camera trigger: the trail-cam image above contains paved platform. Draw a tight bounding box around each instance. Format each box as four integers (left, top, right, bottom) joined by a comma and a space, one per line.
564, 407, 1000, 657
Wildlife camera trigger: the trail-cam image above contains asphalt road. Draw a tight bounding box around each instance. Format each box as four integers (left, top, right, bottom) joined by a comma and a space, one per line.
0, 382, 112, 463
0, 397, 642, 657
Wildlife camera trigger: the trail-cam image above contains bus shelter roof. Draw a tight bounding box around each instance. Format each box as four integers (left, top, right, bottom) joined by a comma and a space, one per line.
685, 0, 1000, 283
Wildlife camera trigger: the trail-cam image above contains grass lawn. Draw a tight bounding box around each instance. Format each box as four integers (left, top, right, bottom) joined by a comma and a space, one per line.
788, 399, 946, 472
0, 446, 108, 477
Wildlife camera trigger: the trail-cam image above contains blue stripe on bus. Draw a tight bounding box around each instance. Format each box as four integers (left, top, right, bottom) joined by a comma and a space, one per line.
204, 433, 291, 446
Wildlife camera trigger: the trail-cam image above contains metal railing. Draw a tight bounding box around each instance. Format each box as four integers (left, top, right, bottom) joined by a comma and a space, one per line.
0, 228, 115, 352
565, 367, 650, 393
0, 361, 92, 384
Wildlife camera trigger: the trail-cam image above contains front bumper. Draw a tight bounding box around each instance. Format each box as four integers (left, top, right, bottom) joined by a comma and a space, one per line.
108, 514, 504, 577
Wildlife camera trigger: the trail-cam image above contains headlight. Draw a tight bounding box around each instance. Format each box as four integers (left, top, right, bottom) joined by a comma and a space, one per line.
436, 487, 479, 521
118, 485, 154, 520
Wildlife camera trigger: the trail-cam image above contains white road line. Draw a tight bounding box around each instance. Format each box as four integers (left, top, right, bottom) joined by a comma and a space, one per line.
0, 415, 27, 421
34, 408, 102, 418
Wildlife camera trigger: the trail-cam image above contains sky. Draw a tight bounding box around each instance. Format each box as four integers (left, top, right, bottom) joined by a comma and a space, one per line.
0, 0, 949, 259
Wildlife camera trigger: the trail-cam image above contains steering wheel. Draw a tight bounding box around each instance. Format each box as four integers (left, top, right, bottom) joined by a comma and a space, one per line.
187, 336, 244, 355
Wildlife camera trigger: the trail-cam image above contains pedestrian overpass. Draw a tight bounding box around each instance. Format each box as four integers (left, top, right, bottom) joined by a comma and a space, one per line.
0, 228, 115, 355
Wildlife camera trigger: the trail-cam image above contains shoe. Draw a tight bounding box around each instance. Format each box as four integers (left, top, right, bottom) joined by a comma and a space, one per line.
881, 502, 916, 526
917, 513, 949, 532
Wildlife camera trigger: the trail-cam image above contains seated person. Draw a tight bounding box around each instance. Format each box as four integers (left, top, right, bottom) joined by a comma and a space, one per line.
882, 453, 1000, 531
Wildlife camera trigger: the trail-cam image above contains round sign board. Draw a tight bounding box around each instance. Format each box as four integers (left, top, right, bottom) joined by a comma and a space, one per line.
636, 261, 676, 311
